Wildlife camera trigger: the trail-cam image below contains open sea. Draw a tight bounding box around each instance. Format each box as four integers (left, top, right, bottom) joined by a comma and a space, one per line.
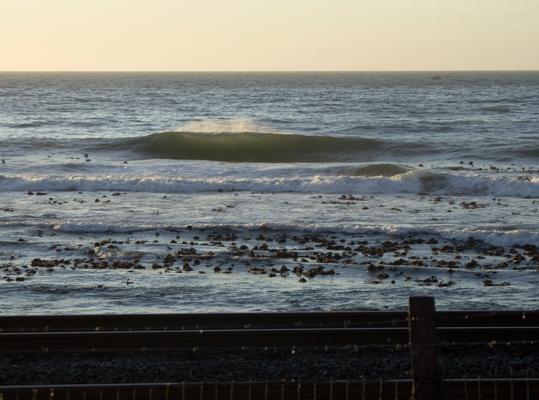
0, 72, 538, 313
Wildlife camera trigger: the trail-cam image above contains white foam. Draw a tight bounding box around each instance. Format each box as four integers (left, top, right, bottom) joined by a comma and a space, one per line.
0, 171, 538, 197
173, 118, 276, 134
52, 221, 539, 247
54, 223, 156, 234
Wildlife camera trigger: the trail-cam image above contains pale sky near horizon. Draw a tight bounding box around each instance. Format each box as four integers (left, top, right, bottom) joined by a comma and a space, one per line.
1, 0, 538, 71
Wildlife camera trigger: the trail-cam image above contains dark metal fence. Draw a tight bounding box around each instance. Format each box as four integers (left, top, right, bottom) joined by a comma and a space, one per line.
0, 297, 537, 399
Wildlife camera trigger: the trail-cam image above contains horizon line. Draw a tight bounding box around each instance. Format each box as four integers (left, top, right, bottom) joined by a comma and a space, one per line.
1, 69, 538, 73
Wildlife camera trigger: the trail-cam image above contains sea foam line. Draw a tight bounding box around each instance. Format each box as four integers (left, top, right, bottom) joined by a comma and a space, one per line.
0, 171, 538, 197
53, 221, 539, 247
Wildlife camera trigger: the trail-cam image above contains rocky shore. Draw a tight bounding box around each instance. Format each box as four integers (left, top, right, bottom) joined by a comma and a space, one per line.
3, 219, 538, 287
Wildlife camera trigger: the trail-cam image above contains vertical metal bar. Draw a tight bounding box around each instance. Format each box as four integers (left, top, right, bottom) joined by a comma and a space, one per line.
526, 370, 530, 400
297, 382, 302, 400
329, 380, 333, 400
229, 382, 234, 400
116, 389, 120, 400
264, 382, 269, 400
494, 368, 498, 400
408, 296, 439, 400
248, 381, 252, 400
165, 384, 170, 400
65, 390, 70, 400
214, 383, 218, 400
199, 384, 204, 400
344, 381, 349, 400
182, 382, 186, 400
82, 389, 87, 400
362, 378, 366, 400
464, 380, 468, 400
510, 368, 514, 400
379, 378, 383, 400
395, 380, 399, 400
131, 389, 137, 400
99, 389, 104, 400
148, 388, 153, 400
281, 381, 285, 400
478, 377, 481, 400
312, 382, 317, 400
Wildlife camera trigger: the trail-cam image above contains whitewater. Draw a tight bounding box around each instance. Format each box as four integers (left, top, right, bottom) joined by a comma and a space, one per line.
0, 72, 538, 313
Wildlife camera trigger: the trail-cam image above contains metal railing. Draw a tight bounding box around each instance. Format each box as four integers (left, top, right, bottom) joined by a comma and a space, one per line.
0, 297, 537, 399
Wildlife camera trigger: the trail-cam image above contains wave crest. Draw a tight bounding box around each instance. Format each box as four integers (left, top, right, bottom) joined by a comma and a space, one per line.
480, 105, 512, 113
334, 163, 411, 177
121, 131, 422, 162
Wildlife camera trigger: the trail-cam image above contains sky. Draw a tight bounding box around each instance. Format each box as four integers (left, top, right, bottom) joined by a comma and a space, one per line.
1, 0, 538, 71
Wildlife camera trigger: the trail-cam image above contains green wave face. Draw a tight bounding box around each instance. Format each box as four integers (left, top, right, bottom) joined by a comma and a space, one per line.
123, 131, 415, 163
342, 163, 411, 177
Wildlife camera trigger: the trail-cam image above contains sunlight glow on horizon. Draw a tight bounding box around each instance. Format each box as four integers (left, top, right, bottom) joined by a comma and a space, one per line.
1, 0, 538, 71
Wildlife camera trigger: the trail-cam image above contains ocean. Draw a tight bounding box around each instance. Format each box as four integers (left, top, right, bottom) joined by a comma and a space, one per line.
0, 71, 538, 313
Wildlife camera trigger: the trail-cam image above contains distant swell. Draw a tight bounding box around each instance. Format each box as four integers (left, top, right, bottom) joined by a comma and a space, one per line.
480, 105, 512, 113
515, 146, 539, 158
119, 131, 425, 162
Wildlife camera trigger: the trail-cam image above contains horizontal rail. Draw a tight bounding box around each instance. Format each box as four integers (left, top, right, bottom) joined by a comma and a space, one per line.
0, 380, 415, 400
0, 311, 405, 332
0, 326, 537, 353
0, 327, 408, 353
438, 326, 539, 343
2, 379, 539, 400
1, 310, 538, 332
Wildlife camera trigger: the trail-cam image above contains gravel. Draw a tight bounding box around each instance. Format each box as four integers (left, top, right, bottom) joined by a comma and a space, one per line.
2, 344, 538, 385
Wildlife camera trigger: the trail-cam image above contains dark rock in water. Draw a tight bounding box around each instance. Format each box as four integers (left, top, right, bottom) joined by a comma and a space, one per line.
438, 280, 455, 287
483, 279, 510, 287
182, 262, 192, 272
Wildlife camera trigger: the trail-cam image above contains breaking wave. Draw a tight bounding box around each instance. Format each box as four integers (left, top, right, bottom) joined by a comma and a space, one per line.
118, 131, 427, 162
1, 115, 537, 162
1, 170, 537, 197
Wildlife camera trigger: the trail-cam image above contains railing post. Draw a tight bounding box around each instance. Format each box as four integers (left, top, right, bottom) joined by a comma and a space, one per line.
409, 296, 440, 400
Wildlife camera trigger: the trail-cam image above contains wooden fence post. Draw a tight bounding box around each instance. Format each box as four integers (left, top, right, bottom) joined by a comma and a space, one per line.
408, 296, 440, 400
